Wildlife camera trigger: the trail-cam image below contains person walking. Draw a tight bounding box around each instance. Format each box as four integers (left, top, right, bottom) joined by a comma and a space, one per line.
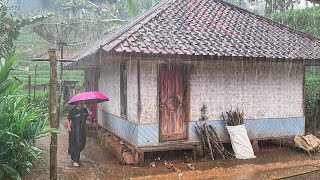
67, 100, 88, 167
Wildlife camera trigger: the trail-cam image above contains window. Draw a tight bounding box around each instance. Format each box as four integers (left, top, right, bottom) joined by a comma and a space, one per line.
120, 62, 127, 118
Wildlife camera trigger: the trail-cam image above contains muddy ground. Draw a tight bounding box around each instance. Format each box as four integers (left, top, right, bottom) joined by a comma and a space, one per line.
23, 122, 320, 180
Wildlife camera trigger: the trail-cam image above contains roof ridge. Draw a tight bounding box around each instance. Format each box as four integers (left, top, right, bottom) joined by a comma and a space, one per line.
216, 0, 320, 42
102, 0, 173, 51
70, 0, 172, 61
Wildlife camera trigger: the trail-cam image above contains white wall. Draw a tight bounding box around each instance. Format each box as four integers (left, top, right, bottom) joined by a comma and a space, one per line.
99, 61, 139, 123
126, 60, 139, 123
99, 62, 120, 116
189, 61, 304, 121
139, 61, 158, 124
138, 60, 304, 124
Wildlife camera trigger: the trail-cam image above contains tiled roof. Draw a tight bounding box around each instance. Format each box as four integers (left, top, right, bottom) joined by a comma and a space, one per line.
308, 0, 320, 4
71, 0, 320, 62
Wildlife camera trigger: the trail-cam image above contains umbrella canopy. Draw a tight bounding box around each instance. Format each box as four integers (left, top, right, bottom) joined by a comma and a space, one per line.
68, 91, 109, 105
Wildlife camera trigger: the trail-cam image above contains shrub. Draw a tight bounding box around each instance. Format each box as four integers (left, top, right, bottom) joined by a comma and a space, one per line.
305, 77, 320, 133
0, 55, 57, 180
33, 91, 49, 114
271, 7, 320, 38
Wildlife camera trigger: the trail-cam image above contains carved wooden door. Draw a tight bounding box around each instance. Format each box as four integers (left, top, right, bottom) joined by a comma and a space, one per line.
159, 65, 187, 142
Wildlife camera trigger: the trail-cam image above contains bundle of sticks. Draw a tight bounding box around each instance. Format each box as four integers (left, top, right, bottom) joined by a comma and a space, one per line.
195, 123, 234, 160
222, 108, 244, 126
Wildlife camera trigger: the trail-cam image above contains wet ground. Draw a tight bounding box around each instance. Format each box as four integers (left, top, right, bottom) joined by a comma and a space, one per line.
23, 122, 320, 180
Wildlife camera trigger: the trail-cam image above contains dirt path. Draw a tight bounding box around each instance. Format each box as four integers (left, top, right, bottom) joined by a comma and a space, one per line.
133, 159, 320, 180
23, 122, 320, 180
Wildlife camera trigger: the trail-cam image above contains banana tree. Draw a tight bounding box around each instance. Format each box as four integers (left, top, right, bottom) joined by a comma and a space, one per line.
54, 0, 142, 39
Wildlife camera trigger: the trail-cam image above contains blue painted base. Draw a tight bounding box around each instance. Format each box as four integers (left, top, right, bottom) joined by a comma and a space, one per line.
98, 110, 138, 145
188, 117, 305, 142
98, 110, 304, 147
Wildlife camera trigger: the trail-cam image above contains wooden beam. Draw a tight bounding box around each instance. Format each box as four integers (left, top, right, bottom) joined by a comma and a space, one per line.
32, 58, 75, 62
302, 65, 306, 118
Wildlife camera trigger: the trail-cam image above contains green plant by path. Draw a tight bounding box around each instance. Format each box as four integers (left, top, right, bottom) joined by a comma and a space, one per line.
0, 55, 58, 180
33, 91, 49, 113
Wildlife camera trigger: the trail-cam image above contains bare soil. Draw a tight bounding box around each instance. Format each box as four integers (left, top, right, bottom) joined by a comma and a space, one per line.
23, 122, 320, 180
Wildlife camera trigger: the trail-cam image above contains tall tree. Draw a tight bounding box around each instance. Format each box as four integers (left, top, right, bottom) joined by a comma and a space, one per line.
264, 0, 299, 16
271, 6, 320, 37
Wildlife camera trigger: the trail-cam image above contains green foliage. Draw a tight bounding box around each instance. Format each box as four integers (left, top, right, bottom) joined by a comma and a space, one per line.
12, 0, 159, 90
273, 7, 320, 132
306, 66, 320, 78
0, 54, 16, 86
271, 7, 320, 132
271, 6, 320, 38
33, 91, 49, 114
0, 3, 53, 57
305, 76, 320, 133
54, 0, 126, 37
126, 0, 140, 19
0, 55, 58, 180
151, 0, 157, 6
264, 0, 298, 16
57, 0, 98, 10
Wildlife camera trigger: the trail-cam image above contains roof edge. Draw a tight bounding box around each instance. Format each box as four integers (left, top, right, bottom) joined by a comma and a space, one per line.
64, 51, 320, 70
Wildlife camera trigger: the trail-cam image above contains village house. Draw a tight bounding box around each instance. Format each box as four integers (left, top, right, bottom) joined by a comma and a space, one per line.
65, 0, 320, 163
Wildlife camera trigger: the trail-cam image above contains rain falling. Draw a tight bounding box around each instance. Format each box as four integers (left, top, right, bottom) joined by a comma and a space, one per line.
1, 0, 320, 179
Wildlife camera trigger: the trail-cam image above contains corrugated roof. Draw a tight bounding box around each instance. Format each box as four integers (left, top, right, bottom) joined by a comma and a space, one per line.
70, 0, 320, 63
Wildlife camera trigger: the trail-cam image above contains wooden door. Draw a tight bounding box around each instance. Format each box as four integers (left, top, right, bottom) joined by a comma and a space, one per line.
159, 65, 188, 142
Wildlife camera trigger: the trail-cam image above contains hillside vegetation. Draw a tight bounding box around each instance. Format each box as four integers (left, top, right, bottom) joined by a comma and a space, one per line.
272, 6, 320, 132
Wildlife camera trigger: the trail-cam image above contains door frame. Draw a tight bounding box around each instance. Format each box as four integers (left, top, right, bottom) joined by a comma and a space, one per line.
157, 63, 191, 142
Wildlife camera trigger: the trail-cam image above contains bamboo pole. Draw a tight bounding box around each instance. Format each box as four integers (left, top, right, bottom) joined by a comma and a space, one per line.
204, 124, 214, 160
28, 74, 31, 103
49, 48, 58, 180
34, 65, 37, 102
57, 45, 64, 125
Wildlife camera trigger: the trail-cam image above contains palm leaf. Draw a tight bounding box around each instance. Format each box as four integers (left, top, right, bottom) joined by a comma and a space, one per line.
0, 55, 16, 84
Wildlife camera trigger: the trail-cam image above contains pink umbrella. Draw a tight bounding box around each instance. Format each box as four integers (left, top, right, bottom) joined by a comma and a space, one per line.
67, 91, 109, 105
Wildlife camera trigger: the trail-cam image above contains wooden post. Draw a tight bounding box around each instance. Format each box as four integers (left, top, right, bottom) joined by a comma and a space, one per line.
34, 65, 37, 101
28, 74, 31, 103
49, 48, 58, 180
137, 59, 141, 122
252, 140, 260, 153
57, 46, 64, 124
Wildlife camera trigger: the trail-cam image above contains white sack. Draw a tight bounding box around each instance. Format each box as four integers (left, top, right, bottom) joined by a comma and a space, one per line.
226, 125, 256, 159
